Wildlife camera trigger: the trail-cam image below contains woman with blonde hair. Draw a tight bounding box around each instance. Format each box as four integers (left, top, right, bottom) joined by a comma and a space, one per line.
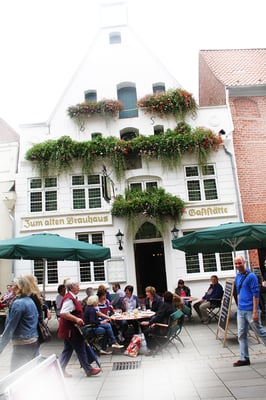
83, 295, 123, 354
144, 286, 162, 312
0, 275, 39, 371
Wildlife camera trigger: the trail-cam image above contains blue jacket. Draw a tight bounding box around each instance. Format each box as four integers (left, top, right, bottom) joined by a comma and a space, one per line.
203, 283, 224, 306
0, 296, 38, 352
235, 270, 259, 311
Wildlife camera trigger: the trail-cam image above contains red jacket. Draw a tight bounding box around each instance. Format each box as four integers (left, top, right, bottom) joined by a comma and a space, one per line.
58, 293, 83, 340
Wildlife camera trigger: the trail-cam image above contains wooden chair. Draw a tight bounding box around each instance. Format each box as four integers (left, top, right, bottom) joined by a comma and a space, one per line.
148, 309, 184, 354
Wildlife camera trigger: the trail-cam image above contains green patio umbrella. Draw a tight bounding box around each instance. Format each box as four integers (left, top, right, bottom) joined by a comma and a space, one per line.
0, 232, 111, 294
172, 222, 266, 255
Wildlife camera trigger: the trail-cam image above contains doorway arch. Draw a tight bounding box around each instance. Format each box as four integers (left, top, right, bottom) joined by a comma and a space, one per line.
134, 222, 167, 297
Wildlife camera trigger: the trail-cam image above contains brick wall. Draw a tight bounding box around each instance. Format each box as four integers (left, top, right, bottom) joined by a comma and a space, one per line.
229, 96, 266, 266
199, 54, 226, 106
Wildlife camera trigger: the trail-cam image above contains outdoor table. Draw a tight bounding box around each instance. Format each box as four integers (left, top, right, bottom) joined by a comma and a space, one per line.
110, 310, 155, 321
111, 310, 155, 334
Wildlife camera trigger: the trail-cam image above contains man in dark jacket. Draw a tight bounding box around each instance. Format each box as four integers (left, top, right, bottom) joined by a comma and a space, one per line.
141, 291, 175, 349
193, 275, 223, 323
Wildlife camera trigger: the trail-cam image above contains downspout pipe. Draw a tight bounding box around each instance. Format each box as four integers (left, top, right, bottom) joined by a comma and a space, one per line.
7, 209, 15, 280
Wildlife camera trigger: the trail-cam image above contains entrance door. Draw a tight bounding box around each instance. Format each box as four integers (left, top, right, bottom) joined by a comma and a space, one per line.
134, 241, 167, 297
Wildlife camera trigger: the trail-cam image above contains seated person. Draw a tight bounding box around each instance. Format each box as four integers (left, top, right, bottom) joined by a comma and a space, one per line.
144, 286, 162, 312
0, 284, 14, 308
175, 279, 192, 315
118, 285, 141, 338
83, 295, 123, 355
140, 291, 176, 349
81, 287, 94, 309
97, 284, 112, 302
55, 284, 66, 318
193, 275, 224, 323
97, 287, 114, 317
111, 283, 124, 309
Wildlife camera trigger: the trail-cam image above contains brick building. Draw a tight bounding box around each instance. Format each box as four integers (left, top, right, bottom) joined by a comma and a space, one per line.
199, 49, 266, 272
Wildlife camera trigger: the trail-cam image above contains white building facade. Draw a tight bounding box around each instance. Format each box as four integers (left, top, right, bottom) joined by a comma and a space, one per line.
0, 118, 19, 292
14, 21, 240, 300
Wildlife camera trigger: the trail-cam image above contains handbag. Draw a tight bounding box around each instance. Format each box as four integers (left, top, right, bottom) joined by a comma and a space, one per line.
38, 319, 52, 344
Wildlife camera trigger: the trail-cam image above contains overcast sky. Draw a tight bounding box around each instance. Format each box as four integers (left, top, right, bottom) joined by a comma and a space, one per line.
0, 0, 264, 131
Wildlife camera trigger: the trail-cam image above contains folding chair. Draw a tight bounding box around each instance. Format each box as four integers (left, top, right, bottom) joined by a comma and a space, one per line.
79, 324, 106, 355
75, 324, 101, 368
206, 301, 221, 323
149, 309, 184, 354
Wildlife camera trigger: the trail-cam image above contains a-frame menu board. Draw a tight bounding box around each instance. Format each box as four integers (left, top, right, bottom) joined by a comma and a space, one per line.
216, 279, 235, 346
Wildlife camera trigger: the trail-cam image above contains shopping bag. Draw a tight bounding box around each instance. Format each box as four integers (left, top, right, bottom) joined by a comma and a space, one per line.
124, 334, 141, 357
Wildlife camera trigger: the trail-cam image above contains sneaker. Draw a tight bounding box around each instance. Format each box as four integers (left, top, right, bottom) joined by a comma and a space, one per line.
63, 371, 72, 378
100, 349, 112, 355
233, 359, 250, 367
86, 368, 101, 377
112, 343, 124, 349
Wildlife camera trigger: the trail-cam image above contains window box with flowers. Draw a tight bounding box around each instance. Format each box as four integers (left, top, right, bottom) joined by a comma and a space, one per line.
67, 99, 124, 121
25, 122, 222, 179
137, 88, 197, 120
111, 187, 186, 232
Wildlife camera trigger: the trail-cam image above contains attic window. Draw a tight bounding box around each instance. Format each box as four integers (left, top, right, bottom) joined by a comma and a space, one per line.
84, 90, 97, 102
152, 83, 165, 93
109, 32, 121, 44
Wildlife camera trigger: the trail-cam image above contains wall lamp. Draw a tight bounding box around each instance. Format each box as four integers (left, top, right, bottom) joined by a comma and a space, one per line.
171, 226, 179, 239
115, 229, 124, 250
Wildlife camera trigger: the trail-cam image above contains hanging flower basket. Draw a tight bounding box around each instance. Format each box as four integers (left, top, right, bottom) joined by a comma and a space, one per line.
67, 99, 124, 119
137, 88, 197, 120
111, 187, 186, 232
25, 123, 222, 179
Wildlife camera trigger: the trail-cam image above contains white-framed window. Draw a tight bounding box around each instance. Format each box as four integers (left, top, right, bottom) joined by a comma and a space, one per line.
129, 179, 158, 191
29, 177, 57, 212
77, 232, 106, 283
34, 260, 58, 285
71, 174, 102, 210
185, 164, 218, 201
183, 231, 233, 275
185, 252, 234, 274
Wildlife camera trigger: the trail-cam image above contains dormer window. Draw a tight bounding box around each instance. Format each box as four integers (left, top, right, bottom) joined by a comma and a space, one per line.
152, 83, 165, 93
109, 32, 121, 44
84, 90, 97, 102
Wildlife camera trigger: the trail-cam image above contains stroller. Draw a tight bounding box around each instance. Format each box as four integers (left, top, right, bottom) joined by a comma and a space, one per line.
75, 324, 101, 368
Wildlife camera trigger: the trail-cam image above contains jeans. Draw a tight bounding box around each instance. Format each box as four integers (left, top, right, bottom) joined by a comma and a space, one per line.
92, 323, 116, 350
11, 341, 39, 372
59, 338, 92, 373
237, 309, 266, 360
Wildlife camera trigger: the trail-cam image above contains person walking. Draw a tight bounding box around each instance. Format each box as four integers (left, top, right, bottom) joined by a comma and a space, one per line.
233, 255, 266, 367
58, 279, 101, 377
0, 276, 39, 372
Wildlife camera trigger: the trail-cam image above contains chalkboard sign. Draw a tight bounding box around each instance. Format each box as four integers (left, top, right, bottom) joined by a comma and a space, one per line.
216, 279, 234, 345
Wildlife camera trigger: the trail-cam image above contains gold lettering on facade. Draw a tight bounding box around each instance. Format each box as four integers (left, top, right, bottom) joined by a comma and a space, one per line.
23, 219, 44, 229
188, 207, 228, 217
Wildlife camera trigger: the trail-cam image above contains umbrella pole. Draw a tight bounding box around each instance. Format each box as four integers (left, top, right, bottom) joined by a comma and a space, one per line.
42, 258, 46, 298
